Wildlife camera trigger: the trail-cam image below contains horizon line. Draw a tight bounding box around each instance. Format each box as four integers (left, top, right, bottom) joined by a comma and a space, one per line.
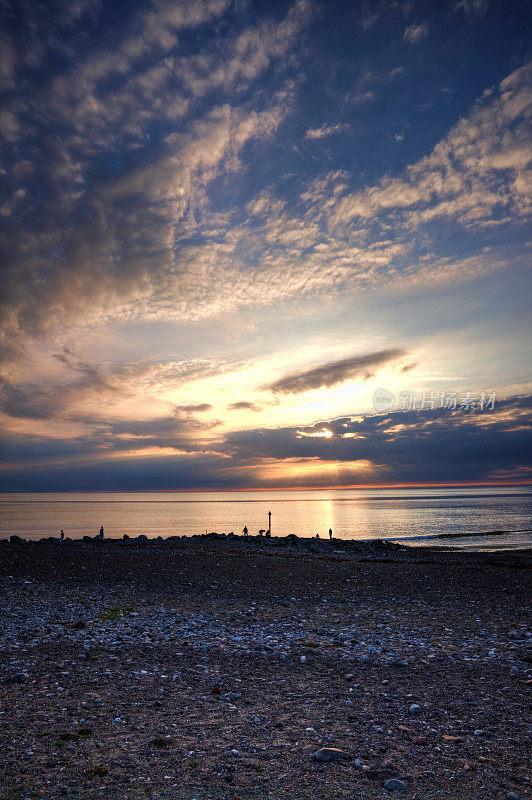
1, 480, 531, 494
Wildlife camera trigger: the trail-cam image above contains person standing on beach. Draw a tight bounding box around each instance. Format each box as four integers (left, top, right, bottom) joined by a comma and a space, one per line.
242, 525, 248, 538
329, 528, 333, 539
60, 529, 64, 541
99, 525, 104, 539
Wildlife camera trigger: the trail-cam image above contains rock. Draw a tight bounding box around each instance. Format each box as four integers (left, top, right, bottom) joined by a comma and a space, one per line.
10, 672, 29, 683
408, 703, 421, 714
506, 793, 519, 800
312, 747, 349, 763
384, 778, 407, 792
9, 535, 25, 543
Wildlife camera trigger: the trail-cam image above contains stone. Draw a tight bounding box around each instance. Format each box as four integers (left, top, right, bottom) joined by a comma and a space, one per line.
10, 672, 29, 683
312, 747, 349, 763
506, 793, 519, 800
384, 778, 407, 792
408, 703, 421, 714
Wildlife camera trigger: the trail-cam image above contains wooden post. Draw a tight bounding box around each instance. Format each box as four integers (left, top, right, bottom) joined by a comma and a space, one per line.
268, 510, 271, 535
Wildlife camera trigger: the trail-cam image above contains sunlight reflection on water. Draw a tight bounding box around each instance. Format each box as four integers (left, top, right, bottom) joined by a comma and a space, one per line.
1, 487, 531, 548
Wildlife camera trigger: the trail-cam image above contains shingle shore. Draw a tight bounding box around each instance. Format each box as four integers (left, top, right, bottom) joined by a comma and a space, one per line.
1, 539, 530, 799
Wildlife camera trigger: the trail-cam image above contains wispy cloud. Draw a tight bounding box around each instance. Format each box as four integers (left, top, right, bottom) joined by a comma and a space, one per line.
305, 123, 352, 139
266, 349, 407, 394
330, 62, 532, 230
228, 401, 262, 411
403, 22, 429, 44
1, 2, 530, 490
453, 0, 488, 17
0, 0, 310, 346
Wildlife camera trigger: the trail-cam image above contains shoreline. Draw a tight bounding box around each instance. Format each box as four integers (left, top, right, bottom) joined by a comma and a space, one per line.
4, 529, 532, 558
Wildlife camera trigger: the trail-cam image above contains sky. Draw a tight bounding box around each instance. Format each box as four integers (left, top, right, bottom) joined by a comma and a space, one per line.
0, 0, 531, 491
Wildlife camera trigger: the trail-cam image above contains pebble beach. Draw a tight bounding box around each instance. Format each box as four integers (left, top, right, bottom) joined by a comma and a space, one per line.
1, 536, 531, 799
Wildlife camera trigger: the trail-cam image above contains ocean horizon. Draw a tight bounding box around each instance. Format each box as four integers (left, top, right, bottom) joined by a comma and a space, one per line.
2, 485, 531, 550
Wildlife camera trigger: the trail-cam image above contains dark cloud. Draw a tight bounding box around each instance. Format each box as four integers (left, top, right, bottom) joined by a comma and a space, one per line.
0, 360, 131, 421
220, 395, 532, 484
0, 355, 220, 422
3, 395, 530, 490
0, 450, 235, 492
228, 401, 262, 411
175, 403, 212, 413
266, 348, 406, 394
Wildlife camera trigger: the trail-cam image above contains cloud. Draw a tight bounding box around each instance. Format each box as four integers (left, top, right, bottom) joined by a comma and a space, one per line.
3, 395, 530, 489
1, 3, 531, 479
266, 348, 407, 394
175, 403, 213, 413
228, 401, 262, 411
453, 0, 488, 16
0, 352, 222, 422
305, 123, 352, 139
0, 1, 310, 348
2, 25, 530, 361
403, 22, 429, 44
219, 395, 532, 486
330, 62, 532, 230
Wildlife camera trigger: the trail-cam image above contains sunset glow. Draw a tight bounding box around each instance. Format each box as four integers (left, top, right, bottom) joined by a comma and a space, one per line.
1, 0, 531, 490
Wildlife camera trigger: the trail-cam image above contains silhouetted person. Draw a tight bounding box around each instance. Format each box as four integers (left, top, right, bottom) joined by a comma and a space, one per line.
329, 528, 333, 539
315, 533, 320, 539
242, 525, 248, 538
99, 525, 104, 539
60, 529, 64, 541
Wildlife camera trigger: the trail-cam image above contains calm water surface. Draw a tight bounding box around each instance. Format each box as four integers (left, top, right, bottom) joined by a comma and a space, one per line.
1, 487, 531, 549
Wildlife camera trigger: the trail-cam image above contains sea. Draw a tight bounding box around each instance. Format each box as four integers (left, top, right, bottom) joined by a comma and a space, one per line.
1, 486, 531, 550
